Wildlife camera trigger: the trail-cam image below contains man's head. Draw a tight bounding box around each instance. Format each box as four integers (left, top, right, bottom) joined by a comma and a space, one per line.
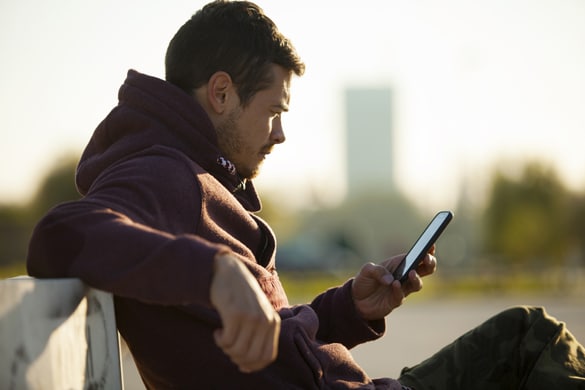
165, 0, 304, 107
165, 1, 305, 179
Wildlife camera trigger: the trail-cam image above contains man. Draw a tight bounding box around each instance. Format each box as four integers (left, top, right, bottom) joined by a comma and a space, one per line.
27, 1, 584, 389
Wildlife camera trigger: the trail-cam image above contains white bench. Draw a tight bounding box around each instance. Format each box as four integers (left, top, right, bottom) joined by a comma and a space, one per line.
0, 277, 123, 390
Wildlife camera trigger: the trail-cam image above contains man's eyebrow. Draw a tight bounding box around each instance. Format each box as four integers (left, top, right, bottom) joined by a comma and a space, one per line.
272, 103, 289, 112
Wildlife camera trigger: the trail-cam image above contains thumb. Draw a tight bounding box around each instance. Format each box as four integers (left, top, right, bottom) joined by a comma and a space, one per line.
362, 262, 394, 285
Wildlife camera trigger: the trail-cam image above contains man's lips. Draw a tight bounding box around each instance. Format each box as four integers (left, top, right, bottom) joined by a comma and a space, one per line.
260, 145, 275, 156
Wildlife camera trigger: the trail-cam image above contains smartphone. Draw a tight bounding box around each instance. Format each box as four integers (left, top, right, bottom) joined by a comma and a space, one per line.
392, 210, 453, 283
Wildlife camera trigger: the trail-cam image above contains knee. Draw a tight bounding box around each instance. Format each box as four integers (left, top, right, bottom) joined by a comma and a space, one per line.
499, 305, 545, 321
496, 306, 558, 332
503, 305, 545, 318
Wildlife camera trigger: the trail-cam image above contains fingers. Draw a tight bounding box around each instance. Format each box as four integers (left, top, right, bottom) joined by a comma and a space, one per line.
214, 313, 280, 372
383, 279, 408, 312
398, 267, 425, 298
211, 253, 281, 373
397, 252, 437, 297
416, 253, 437, 277
242, 315, 279, 372
407, 269, 423, 291
429, 244, 436, 256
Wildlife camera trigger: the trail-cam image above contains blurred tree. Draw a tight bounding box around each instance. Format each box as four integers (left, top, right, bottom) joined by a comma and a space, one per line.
483, 162, 570, 268
256, 195, 302, 243
0, 206, 31, 267
29, 156, 80, 218
567, 193, 585, 266
0, 155, 79, 269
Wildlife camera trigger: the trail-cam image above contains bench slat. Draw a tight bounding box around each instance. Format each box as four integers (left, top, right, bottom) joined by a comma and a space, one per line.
0, 277, 123, 390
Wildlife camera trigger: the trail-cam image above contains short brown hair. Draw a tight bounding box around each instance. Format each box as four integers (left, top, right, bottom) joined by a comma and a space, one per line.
165, 1, 305, 106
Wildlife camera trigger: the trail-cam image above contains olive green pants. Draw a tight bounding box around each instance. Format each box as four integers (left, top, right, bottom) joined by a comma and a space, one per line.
398, 306, 585, 389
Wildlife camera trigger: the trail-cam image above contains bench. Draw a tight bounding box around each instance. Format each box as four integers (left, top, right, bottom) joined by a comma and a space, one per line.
0, 277, 123, 390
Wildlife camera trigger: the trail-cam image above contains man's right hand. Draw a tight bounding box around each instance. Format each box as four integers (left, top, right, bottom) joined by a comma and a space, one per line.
210, 252, 281, 373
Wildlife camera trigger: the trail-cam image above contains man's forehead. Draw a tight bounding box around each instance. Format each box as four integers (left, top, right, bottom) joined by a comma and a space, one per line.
280, 83, 291, 108
264, 66, 292, 106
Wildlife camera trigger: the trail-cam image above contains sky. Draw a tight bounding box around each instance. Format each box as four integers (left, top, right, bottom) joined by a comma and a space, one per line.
1, 0, 584, 212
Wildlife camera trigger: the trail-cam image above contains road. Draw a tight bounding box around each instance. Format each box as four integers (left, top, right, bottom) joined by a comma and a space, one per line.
120, 295, 585, 388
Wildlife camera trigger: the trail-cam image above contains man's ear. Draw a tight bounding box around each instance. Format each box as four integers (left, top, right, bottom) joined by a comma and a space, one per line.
207, 71, 235, 114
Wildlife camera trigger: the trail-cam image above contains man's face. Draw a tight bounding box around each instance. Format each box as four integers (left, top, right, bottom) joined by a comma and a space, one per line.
215, 65, 292, 179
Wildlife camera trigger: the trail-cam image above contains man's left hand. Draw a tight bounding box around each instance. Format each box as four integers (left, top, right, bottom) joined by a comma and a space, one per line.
351, 248, 437, 321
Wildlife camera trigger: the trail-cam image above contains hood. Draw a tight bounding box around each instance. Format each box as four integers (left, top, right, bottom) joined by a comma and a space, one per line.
76, 69, 260, 211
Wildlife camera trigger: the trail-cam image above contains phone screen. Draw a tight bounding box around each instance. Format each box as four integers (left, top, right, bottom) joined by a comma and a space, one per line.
392, 210, 453, 282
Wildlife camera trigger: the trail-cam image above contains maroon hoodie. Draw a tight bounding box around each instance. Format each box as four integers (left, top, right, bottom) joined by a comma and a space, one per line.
27, 70, 401, 389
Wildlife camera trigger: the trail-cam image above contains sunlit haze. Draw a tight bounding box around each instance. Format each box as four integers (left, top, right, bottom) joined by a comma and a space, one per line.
1, 0, 584, 212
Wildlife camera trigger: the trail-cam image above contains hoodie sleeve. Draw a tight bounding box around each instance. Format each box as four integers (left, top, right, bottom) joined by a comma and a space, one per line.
308, 279, 386, 349
26, 151, 227, 307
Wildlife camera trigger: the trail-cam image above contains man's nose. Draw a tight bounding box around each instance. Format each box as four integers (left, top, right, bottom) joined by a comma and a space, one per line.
271, 117, 286, 144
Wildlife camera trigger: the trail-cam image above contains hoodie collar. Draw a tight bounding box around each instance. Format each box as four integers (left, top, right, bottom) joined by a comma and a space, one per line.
77, 70, 261, 211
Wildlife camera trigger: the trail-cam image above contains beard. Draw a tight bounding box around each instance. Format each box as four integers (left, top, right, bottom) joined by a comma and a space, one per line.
215, 107, 263, 179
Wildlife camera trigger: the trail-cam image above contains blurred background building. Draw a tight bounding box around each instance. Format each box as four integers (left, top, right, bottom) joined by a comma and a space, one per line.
345, 88, 395, 198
